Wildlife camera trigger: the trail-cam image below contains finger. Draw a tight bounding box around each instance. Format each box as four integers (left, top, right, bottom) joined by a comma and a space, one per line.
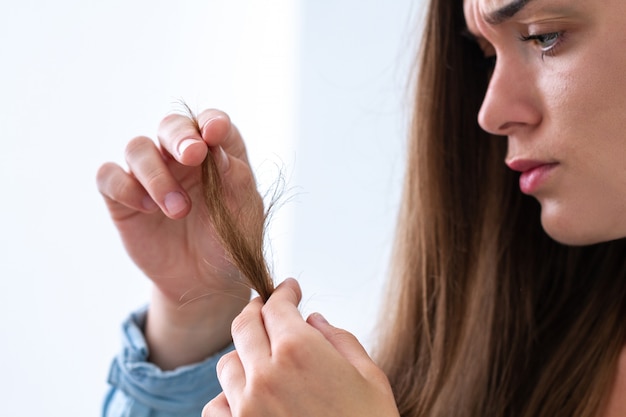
216, 351, 246, 410
124, 136, 191, 219
230, 297, 271, 368
202, 393, 232, 417
157, 112, 208, 166
196, 109, 251, 165
306, 312, 376, 376
261, 278, 304, 342
96, 162, 159, 217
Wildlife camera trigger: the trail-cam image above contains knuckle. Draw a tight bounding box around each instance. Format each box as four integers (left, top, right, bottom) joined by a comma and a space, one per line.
259, 303, 278, 329
273, 333, 310, 366
198, 108, 230, 126
95, 163, 116, 190
124, 136, 152, 160
143, 167, 168, 190
158, 113, 192, 135
230, 312, 248, 336
238, 402, 259, 417
111, 178, 135, 202
356, 359, 391, 391
160, 112, 182, 126
216, 350, 236, 376
96, 163, 137, 201
201, 395, 224, 417
369, 365, 393, 388
201, 402, 212, 417
245, 370, 279, 404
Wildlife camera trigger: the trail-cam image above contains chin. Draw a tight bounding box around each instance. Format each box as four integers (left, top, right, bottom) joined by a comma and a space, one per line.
542, 224, 603, 246
539, 203, 624, 247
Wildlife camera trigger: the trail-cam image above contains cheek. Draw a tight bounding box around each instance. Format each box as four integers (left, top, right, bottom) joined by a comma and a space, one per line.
569, 55, 626, 176
556, 21, 626, 140
540, 39, 626, 160
535, 48, 626, 243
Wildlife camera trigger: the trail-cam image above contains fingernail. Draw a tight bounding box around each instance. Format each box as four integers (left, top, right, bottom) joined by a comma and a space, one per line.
178, 138, 198, 156
142, 195, 158, 211
164, 191, 187, 215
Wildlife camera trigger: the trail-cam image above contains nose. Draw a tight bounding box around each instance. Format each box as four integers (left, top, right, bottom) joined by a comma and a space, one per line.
477, 57, 542, 136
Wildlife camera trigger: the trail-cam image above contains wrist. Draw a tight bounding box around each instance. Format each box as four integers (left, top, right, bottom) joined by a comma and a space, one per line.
145, 284, 250, 370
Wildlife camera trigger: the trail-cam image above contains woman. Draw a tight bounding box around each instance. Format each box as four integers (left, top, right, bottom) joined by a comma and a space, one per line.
98, 0, 626, 416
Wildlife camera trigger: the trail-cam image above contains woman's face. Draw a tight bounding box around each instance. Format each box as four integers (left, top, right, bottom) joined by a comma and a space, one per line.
464, 0, 626, 245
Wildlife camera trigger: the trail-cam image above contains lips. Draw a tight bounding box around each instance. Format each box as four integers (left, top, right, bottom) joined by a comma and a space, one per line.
506, 159, 559, 194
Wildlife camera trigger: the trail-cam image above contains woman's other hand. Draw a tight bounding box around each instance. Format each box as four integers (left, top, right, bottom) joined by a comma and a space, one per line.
203, 278, 400, 417
96, 109, 258, 369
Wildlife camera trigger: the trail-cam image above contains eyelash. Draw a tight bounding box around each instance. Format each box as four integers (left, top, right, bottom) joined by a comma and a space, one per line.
519, 31, 565, 59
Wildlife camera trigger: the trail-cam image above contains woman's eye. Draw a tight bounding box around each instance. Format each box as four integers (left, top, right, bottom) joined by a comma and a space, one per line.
519, 32, 562, 57
535, 33, 559, 50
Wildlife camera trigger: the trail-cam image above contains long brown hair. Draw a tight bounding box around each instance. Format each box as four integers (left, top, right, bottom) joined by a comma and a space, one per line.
375, 1, 626, 416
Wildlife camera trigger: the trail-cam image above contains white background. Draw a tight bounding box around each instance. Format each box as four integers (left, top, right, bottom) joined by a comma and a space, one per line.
0, 1, 418, 415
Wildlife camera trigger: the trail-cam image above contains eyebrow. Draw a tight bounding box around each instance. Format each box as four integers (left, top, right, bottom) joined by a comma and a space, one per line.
485, 0, 536, 24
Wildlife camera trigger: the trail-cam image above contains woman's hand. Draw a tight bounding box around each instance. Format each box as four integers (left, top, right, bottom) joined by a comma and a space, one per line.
203, 279, 400, 417
96, 109, 258, 368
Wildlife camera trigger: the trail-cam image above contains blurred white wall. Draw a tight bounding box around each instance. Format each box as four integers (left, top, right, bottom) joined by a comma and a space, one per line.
292, 0, 418, 347
0, 0, 417, 415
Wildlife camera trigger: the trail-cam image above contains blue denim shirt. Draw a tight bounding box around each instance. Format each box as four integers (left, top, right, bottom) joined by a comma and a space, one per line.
103, 307, 232, 417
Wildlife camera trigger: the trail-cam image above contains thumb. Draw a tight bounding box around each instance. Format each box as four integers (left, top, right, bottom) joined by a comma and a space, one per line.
307, 312, 374, 373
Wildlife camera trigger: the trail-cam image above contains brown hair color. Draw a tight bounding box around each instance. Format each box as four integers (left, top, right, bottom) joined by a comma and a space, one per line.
181, 104, 275, 301
201, 146, 275, 302
375, 1, 626, 416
